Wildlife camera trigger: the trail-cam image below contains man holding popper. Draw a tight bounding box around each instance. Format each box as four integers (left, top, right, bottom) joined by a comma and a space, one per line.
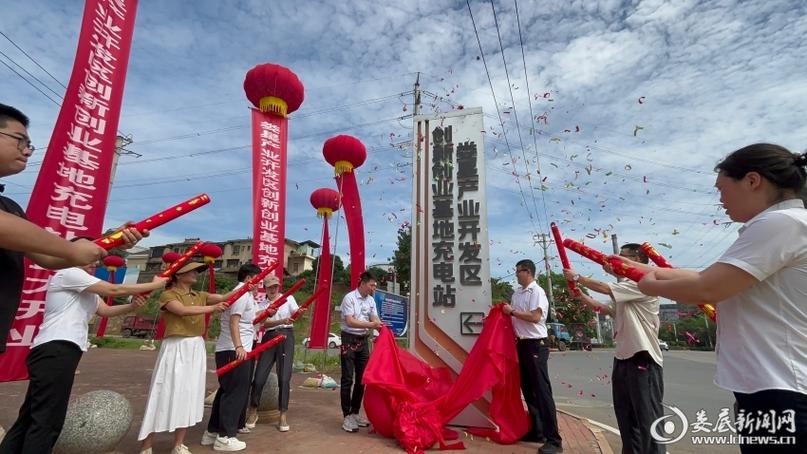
563, 243, 664, 454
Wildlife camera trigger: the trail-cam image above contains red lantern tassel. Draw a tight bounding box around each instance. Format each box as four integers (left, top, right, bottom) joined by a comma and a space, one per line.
95, 268, 116, 338
308, 217, 332, 349
338, 172, 365, 288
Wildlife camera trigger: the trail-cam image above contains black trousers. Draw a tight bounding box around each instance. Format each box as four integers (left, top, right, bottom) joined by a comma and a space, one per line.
734, 389, 807, 454
249, 328, 295, 411
0, 341, 83, 454
340, 332, 370, 417
208, 350, 251, 437
516, 338, 562, 446
612, 351, 665, 454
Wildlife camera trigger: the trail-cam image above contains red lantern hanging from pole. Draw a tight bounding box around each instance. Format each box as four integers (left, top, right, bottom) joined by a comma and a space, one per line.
199, 243, 223, 338
323, 135, 367, 288
95, 255, 126, 338
244, 63, 305, 280
308, 188, 341, 349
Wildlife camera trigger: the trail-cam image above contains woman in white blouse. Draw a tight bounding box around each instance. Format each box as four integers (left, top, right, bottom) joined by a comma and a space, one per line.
246, 274, 298, 432
622, 143, 806, 453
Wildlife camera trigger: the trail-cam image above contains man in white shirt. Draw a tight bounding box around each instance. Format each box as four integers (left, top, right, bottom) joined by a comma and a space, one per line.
339, 271, 382, 433
502, 259, 563, 454
564, 243, 664, 454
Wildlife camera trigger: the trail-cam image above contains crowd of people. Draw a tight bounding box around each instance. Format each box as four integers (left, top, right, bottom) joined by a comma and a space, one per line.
1, 99, 805, 454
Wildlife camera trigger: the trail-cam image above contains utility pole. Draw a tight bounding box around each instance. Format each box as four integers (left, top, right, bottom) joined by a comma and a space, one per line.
413, 72, 422, 116
537, 233, 555, 322
108, 135, 139, 198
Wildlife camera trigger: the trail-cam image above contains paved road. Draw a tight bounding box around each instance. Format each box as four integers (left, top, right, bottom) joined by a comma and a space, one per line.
548, 349, 739, 454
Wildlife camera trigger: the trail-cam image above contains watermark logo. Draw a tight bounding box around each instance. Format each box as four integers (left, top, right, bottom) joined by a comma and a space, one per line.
650, 406, 797, 446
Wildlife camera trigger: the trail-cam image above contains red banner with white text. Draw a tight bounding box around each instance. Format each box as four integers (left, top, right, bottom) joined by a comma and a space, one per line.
251, 109, 288, 280
0, 0, 138, 382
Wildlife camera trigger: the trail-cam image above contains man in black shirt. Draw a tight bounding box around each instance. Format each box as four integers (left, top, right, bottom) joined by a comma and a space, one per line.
0, 104, 134, 352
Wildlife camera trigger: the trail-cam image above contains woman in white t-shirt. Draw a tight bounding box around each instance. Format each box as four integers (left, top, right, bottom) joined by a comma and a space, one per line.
623, 143, 807, 453
200, 263, 261, 452
0, 260, 167, 454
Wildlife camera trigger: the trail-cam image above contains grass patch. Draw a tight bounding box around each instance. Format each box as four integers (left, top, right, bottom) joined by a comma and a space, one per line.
90, 336, 151, 349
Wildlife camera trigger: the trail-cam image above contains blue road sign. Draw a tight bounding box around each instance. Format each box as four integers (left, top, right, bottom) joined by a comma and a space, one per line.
373, 289, 408, 337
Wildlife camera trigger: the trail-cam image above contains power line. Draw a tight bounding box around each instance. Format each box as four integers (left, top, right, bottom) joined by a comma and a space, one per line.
0, 48, 63, 99
465, 0, 542, 240
489, 0, 546, 235
0, 54, 61, 106
0, 29, 66, 89
514, 0, 552, 229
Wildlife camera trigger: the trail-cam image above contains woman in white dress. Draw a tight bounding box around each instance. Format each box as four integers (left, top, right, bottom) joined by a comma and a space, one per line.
138, 262, 233, 454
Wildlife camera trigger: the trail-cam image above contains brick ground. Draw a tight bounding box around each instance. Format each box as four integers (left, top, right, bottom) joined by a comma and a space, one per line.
0, 349, 610, 454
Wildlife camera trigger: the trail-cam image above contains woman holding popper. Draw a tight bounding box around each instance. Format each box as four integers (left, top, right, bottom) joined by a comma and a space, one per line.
138, 262, 231, 454
200, 263, 261, 451
622, 143, 807, 453
0, 247, 166, 454
246, 274, 298, 432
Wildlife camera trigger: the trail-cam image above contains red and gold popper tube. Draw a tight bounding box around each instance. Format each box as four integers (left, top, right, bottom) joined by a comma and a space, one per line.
551, 222, 580, 296
253, 279, 306, 325
160, 241, 206, 278
216, 334, 286, 377
563, 238, 646, 282
221, 263, 279, 307
640, 242, 673, 268
607, 257, 646, 282
95, 194, 211, 250
287, 287, 326, 323
640, 242, 716, 322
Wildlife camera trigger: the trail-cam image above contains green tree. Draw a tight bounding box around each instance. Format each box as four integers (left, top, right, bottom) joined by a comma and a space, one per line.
490, 277, 513, 304
389, 223, 411, 294
537, 271, 597, 338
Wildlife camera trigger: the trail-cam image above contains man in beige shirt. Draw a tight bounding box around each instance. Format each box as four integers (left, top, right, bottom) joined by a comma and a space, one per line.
564, 243, 664, 454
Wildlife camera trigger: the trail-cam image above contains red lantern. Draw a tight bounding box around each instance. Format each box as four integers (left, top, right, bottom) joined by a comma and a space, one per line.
199, 243, 223, 265
323, 135, 367, 175
243, 63, 305, 117
310, 188, 341, 218
162, 251, 180, 264
102, 255, 126, 271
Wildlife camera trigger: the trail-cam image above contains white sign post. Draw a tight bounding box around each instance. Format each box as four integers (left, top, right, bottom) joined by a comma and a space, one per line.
409, 108, 493, 428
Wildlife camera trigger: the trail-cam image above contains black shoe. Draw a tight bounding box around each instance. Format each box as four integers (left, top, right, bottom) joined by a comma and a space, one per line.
538, 442, 563, 454
521, 433, 547, 443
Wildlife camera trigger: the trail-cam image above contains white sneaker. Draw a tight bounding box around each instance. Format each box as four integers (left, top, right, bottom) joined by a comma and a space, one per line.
342, 415, 359, 433
353, 413, 370, 427
201, 430, 217, 446
171, 444, 192, 454
213, 436, 246, 452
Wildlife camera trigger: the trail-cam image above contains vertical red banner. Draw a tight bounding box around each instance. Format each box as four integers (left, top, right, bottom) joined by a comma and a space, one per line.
308, 219, 332, 348
251, 109, 288, 279
0, 0, 138, 381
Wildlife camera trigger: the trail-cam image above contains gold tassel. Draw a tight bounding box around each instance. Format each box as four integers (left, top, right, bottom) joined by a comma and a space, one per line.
259, 96, 288, 117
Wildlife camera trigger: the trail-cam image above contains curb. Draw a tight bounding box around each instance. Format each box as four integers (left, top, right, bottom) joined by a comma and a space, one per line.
557, 409, 616, 454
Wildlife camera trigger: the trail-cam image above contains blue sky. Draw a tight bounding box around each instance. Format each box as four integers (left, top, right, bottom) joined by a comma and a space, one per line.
2, 0, 806, 288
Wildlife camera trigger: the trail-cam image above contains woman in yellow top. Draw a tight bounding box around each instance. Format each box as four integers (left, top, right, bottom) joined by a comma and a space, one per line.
138, 262, 234, 454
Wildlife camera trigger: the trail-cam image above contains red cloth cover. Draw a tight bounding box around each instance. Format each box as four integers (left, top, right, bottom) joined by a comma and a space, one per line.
363, 305, 528, 453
